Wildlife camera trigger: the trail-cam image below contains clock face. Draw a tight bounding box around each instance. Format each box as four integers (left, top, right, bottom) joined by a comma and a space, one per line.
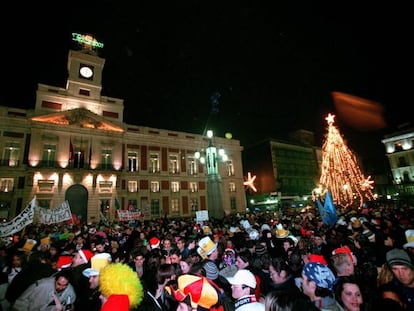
79, 66, 93, 78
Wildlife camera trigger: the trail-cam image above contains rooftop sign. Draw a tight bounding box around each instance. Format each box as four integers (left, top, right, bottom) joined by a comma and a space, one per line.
72, 33, 104, 50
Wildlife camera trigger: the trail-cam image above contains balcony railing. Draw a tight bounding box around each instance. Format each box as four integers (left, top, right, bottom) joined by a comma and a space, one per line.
0, 159, 20, 167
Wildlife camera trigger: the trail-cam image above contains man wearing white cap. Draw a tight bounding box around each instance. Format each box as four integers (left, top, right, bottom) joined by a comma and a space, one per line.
81, 253, 112, 310
226, 269, 265, 311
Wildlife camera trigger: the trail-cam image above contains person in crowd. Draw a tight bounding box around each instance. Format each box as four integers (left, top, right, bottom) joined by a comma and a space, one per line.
203, 260, 233, 299
68, 248, 94, 311
81, 252, 112, 310
331, 246, 356, 277
301, 261, 339, 310
374, 282, 408, 310
197, 236, 219, 262
226, 269, 265, 310
11, 269, 76, 311
235, 249, 264, 300
264, 290, 319, 311
334, 275, 364, 311
179, 257, 194, 275
267, 257, 304, 298
385, 248, 414, 310
3, 251, 26, 284
176, 236, 195, 259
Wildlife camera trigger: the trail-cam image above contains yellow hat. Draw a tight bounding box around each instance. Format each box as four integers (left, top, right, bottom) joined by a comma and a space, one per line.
82, 253, 112, 277
197, 236, 217, 259
275, 224, 289, 239
41, 236, 50, 246
404, 230, 414, 249
21, 239, 37, 252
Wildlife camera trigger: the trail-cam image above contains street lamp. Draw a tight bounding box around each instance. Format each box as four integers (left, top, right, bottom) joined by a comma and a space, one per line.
195, 130, 227, 219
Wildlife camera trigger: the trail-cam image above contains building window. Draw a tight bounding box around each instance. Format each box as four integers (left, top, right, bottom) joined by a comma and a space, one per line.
151, 181, 160, 192
79, 89, 90, 96
149, 153, 160, 173
188, 156, 197, 175
398, 156, 408, 167
150, 199, 160, 217
101, 149, 112, 170
0, 178, 13, 192
171, 198, 179, 214
229, 182, 236, 192
99, 181, 113, 193
189, 182, 198, 192
42, 144, 56, 167
38, 180, 55, 192
3, 142, 20, 167
74, 145, 85, 169
230, 197, 237, 211
128, 152, 139, 172
226, 160, 234, 176
169, 154, 179, 174
171, 181, 180, 193
190, 198, 198, 212
128, 181, 138, 193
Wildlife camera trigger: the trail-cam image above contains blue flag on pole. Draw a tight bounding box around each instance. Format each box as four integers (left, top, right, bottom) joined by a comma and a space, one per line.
317, 190, 337, 227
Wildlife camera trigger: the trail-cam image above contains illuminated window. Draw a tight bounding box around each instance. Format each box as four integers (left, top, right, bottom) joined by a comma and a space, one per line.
189, 182, 198, 192
101, 149, 112, 170
38, 180, 55, 192
229, 182, 236, 192
190, 198, 198, 212
171, 198, 179, 214
188, 156, 197, 175
149, 153, 160, 173
171, 181, 180, 192
128, 152, 139, 172
128, 181, 138, 192
99, 181, 113, 193
0, 178, 13, 192
3, 142, 20, 167
151, 199, 160, 216
226, 160, 234, 176
169, 154, 179, 174
151, 181, 160, 192
42, 144, 56, 167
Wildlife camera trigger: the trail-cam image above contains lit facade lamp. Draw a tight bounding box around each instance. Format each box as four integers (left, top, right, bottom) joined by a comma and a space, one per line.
195, 130, 227, 219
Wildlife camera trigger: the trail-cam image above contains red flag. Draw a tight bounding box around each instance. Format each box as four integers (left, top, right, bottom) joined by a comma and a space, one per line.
69, 139, 74, 160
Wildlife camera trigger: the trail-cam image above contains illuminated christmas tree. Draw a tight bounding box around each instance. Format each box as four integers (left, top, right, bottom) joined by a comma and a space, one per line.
317, 113, 375, 209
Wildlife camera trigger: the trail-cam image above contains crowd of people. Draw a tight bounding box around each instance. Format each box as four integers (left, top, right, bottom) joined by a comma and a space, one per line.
1, 201, 414, 310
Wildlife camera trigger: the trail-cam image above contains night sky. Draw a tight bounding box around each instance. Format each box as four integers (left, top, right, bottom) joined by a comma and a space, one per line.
2, 2, 412, 174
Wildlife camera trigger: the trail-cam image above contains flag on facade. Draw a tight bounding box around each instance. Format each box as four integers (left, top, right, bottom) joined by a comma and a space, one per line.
114, 197, 121, 210
88, 143, 92, 167
69, 139, 74, 161
317, 190, 338, 227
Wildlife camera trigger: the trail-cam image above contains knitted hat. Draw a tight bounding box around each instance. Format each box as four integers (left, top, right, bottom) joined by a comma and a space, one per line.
79, 249, 94, 264
255, 244, 266, 256
57, 255, 72, 270
170, 274, 219, 309
203, 261, 219, 280
387, 248, 414, 269
226, 269, 256, 289
197, 236, 217, 260
149, 237, 160, 249
83, 253, 112, 277
303, 262, 336, 291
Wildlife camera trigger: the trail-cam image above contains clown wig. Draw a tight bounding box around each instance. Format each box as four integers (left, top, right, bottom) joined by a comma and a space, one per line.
99, 263, 144, 309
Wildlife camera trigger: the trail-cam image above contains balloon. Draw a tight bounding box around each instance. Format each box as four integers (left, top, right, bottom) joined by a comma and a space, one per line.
225, 132, 232, 139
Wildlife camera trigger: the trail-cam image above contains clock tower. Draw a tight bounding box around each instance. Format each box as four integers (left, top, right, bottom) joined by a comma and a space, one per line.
66, 33, 105, 101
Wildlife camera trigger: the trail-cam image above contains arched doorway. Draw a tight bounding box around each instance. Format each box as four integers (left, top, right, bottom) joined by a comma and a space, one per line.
65, 184, 88, 223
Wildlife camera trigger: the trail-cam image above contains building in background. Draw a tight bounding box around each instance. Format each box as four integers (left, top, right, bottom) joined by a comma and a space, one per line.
242, 130, 322, 211
0, 35, 245, 222
381, 123, 414, 202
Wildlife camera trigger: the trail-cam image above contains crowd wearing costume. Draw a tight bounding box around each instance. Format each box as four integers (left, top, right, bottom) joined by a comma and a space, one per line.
1, 201, 414, 310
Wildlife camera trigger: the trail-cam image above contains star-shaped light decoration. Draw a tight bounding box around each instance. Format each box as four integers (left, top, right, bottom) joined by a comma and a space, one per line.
360, 176, 374, 191
244, 172, 257, 192
325, 113, 335, 125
